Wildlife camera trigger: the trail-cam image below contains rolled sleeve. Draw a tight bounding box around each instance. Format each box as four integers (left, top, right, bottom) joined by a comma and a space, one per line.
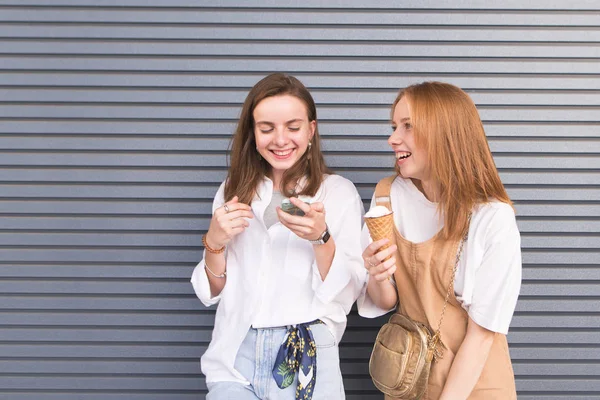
311, 251, 353, 304
190, 180, 226, 308
190, 251, 222, 307
312, 189, 365, 305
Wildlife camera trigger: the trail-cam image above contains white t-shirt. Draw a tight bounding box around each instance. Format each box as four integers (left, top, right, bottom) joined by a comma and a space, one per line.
358, 177, 522, 335
191, 174, 366, 384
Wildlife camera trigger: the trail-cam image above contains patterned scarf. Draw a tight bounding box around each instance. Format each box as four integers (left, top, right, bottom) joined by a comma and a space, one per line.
272, 321, 322, 400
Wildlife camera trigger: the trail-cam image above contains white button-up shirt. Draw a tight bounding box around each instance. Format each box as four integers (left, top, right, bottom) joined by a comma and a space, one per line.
191, 174, 366, 384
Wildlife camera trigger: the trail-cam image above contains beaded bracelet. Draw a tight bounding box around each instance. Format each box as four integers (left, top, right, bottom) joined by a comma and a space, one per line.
202, 234, 226, 254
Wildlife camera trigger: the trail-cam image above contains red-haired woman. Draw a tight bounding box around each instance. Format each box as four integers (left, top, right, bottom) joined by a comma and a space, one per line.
359, 82, 521, 399
191, 73, 364, 400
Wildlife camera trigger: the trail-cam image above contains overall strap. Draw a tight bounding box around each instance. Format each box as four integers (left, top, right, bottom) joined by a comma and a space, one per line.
374, 176, 438, 336
373, 175, 396, 211
372, 176, 427, 322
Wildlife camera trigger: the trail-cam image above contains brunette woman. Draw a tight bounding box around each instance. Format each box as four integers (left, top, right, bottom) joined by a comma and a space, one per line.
192, 73, 365, 400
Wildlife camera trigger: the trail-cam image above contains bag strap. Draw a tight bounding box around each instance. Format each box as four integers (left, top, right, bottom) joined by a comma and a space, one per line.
427, 214, 472, 362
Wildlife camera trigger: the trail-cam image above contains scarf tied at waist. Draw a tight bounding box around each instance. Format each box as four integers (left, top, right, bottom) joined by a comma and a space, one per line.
272, 320, 323, 400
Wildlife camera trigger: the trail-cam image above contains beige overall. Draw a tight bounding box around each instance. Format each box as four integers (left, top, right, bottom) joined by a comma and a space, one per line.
375, 177, 517, 400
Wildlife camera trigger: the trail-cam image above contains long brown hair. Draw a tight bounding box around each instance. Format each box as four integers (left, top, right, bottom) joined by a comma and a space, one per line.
393, 81, 512, 240
224, 73, 330, 204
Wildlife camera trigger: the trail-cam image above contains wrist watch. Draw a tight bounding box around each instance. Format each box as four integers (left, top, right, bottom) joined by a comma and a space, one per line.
309, 225, 331, 245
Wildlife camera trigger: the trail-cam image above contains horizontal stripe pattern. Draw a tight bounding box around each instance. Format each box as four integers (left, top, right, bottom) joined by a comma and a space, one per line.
1, 1, 599, 398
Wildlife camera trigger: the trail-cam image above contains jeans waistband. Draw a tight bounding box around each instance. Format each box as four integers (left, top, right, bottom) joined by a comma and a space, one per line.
251, 319, 323, 332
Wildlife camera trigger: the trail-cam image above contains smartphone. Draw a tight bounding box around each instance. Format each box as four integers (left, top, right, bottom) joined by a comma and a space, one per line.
281, 198, 311, 216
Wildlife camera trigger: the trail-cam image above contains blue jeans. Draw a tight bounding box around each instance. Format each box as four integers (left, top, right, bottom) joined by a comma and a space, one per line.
206, 324, 345, 399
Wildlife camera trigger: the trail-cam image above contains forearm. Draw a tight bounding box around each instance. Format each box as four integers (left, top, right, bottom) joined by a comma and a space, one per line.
313, 238, 335, 280
366, 276, 397, 310
439, 320, 495, 400
204, 234, 227, 297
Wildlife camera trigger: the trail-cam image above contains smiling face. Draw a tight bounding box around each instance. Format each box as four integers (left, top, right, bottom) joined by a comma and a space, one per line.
253, 94, 316, 187
388, 96, 429, 182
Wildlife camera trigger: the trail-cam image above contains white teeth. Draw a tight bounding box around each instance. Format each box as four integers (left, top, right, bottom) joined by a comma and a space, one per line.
273, 149, 293, 156
397, 152, 411, 160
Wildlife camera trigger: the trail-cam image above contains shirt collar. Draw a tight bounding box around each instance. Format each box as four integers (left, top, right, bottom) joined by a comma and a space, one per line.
254, 174, 325, 206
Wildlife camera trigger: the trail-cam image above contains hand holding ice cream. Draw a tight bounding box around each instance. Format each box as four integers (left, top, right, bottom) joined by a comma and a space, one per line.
362, 205, 398, 282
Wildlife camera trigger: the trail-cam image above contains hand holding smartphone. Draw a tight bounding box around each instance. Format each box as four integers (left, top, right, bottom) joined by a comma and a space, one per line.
281, 197, 311, 216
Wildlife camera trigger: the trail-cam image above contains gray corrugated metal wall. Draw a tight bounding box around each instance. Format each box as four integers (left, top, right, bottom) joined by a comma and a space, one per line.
1, 1, 599, 398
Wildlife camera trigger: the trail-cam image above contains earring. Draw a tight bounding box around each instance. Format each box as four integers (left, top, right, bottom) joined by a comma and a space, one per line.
307, 141, 312, 160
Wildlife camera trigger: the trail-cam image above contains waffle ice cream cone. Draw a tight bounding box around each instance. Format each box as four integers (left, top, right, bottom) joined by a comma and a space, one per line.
364, 206, 395, 261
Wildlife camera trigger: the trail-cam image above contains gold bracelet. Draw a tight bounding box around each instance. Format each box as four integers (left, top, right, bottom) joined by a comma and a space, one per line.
202, 234, 225, 254
205, 261, 226, 279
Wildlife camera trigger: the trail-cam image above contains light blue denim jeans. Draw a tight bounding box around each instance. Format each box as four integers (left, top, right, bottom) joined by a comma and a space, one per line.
206, 323, 345, 399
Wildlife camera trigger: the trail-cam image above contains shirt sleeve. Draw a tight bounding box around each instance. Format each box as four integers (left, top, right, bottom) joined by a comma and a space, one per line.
356, 194, 397, 318
311, 181, 366, 305
190, 181, 226, 307
467, 204, 522, 334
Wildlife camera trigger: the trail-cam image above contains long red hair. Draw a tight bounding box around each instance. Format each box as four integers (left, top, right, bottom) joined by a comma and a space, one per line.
393, 82, 512, 240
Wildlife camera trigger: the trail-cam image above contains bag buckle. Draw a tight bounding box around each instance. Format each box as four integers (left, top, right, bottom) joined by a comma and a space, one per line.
427, 331, 445, 362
